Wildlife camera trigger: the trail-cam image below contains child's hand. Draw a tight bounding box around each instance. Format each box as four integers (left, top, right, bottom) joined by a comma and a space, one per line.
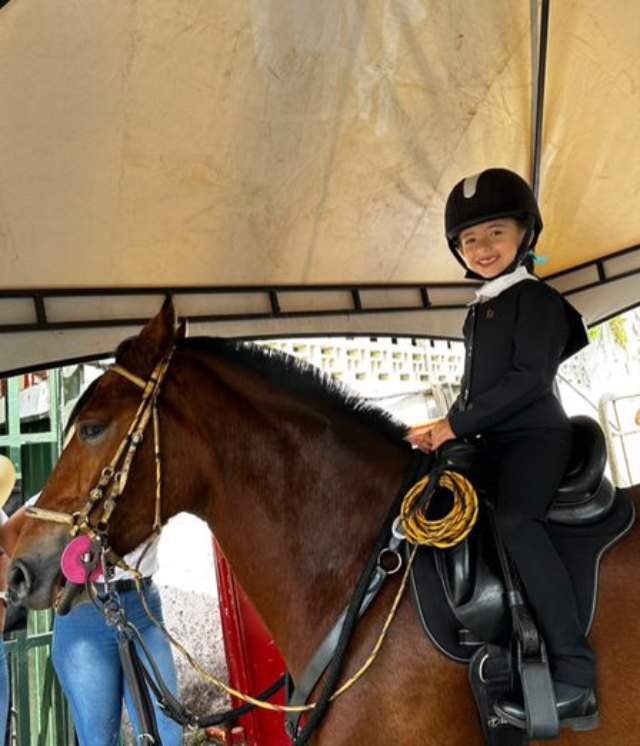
406, 418, 456, 452
406, 423, 433, 451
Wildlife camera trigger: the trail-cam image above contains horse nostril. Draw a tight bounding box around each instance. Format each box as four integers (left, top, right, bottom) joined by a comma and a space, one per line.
9, 561, 32, 601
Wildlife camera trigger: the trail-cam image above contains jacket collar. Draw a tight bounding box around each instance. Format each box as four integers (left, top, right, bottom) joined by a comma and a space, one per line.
469, 265, 537, 305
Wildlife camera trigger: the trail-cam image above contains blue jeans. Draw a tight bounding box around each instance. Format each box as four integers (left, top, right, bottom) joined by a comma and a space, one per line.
0, 638, 9, 741
52, 584, 182, 746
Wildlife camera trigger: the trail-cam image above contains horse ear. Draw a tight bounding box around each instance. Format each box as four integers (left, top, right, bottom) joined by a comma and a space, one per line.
118, 297, 180, 376
139, 296, 178, 354
175, 318, 187, 340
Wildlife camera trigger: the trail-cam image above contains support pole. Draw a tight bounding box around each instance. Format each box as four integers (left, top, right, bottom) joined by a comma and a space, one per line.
530, 0, 551, 200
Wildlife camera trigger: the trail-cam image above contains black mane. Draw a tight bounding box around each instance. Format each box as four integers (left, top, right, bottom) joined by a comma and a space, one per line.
66, 337, 410, 445
182, 337, 409, 444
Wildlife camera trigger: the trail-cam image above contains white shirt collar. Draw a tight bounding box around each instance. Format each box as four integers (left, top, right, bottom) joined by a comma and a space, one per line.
469, 265, 537, 305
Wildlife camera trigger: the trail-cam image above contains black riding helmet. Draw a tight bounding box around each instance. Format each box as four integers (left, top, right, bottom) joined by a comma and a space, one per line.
444, 168, 543, 278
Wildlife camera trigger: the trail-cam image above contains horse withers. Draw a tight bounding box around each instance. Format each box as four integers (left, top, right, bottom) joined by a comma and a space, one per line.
8, 300, 640, 745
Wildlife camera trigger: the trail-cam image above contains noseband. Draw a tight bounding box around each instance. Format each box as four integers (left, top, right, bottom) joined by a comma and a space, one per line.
27, 348, 175, 574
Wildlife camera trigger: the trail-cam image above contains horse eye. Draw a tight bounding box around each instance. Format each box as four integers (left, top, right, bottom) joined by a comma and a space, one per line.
78, 421, 107, 442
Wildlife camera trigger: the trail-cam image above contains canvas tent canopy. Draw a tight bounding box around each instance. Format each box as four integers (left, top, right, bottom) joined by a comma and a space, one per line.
0, 0, 639, 376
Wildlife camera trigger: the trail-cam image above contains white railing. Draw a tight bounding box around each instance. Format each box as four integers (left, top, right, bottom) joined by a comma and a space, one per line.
598, 391, 640, 488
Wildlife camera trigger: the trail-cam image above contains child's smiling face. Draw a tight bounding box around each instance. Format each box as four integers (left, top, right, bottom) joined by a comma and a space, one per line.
458, 218, 526, 279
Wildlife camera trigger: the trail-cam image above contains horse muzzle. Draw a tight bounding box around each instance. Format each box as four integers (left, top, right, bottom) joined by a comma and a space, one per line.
8, 554, 83, 613
9, 557, 54, 610
8, 559, 34, 603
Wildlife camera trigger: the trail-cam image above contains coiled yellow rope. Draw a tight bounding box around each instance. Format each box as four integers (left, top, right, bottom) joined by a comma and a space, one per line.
398, 468, 479, 549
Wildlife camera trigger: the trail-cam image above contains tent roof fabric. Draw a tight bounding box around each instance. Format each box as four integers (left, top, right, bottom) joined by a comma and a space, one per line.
1, 1, 639, 374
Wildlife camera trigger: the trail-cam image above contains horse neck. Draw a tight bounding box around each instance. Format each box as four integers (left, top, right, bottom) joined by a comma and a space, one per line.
174, 353, 411, 674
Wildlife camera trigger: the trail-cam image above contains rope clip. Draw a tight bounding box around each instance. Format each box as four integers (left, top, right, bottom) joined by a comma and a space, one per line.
391, 515, 406, 541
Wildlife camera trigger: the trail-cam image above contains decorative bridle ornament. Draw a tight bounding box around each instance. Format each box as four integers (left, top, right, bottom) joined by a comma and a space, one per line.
26, 348, 175, 576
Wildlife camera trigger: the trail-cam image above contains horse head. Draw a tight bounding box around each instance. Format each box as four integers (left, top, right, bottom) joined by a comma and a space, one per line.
9, 298, 186, 614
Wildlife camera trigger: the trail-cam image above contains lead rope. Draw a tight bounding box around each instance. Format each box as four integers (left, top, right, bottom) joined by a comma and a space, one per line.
291, 452, 480, 744
134, 545, 419, 718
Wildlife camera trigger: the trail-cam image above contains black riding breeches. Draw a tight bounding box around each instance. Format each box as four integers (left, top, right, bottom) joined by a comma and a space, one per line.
483, 428, 596, 688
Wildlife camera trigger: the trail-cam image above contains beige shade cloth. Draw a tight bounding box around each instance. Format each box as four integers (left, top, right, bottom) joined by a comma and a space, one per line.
0, 0, 639, 373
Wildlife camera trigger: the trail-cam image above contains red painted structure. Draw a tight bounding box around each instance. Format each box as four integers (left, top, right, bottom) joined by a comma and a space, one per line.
214, 542, 290, 746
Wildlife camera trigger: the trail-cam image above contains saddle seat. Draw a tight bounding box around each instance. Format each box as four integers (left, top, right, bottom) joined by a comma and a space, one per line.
548, 415, 616, 525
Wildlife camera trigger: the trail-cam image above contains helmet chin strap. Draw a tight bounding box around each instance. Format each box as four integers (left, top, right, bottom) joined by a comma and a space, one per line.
501, 220, 536, 276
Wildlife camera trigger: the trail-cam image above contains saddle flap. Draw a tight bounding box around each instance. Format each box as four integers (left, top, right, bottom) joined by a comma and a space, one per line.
434, 515, 510, 645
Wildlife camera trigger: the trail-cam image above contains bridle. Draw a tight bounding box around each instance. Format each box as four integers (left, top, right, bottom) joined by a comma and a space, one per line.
26, 347, 176, 574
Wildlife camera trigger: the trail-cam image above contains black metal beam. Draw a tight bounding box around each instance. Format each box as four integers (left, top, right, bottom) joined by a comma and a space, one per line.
0, 280, 477, 298
0, 241, 638, 336
0, 303, 470, 335
531, 0, 551, 200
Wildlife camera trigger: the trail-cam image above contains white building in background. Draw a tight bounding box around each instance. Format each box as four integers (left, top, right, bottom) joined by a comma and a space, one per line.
265, 336, 464, 426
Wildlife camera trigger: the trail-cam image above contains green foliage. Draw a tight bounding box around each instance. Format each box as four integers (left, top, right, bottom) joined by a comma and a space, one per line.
589, 316, 630, 349
609, 316, 629, 350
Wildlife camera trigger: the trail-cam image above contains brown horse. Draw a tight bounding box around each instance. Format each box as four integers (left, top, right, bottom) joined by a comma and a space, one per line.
9, 301, 640, 745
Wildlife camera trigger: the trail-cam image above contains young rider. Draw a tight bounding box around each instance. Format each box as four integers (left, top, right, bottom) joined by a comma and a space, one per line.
408, 168, 598, 731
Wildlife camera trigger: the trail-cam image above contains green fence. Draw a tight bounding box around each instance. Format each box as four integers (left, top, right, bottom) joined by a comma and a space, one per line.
0, 371, 73, 744
5, 612, 76, 746
0, 370, 126, 745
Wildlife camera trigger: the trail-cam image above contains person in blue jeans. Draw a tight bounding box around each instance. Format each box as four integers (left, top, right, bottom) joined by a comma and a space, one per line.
52, 580, 182, 746
22, 493, 182, 746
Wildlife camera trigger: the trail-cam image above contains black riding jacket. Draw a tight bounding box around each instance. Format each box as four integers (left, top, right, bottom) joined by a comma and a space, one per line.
448, 279, 589, 437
